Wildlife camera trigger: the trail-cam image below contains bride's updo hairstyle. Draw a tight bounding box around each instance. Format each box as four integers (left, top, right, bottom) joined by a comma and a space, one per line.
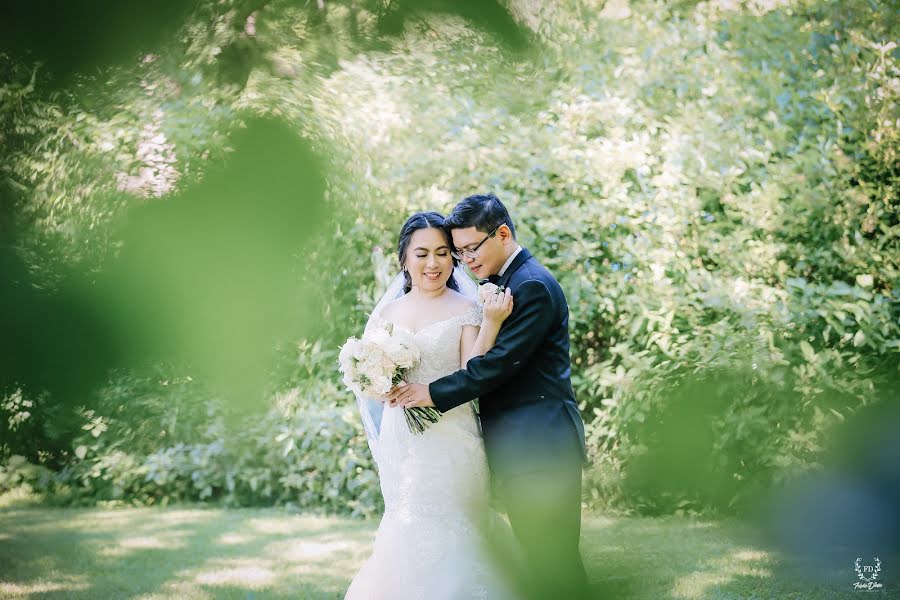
397, 211, 461, 294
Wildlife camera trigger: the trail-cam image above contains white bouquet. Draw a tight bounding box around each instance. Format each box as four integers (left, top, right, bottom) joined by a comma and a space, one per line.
339, 320, 441, 434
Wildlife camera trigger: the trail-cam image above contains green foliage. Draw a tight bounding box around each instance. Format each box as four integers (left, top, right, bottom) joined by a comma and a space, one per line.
50, 404, 379, 517
2, 0, 897, 515
0, 455, 53, 495
301, 0, 899, 513
0, 386, 78, 469
34, 352, 382, 517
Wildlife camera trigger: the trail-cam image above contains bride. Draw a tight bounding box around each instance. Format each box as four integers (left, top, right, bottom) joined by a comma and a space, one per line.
345, 211, 519, 600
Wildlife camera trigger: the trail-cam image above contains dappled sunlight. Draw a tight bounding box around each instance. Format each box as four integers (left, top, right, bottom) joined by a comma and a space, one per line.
246, 515, 309, 535
131, 580, 218, 600
2, 507, 863, 598
312, 57, 412, 154
548, 91, 656, 193
0, 488, 42, 510
265, 526, 375, 582
46, 507, 222, 530
590, 516, 706, 536
0, 577, 90, 597
279, 537, 360, 561
119, 534, 178, 550
583, 515, 620, 530
685, 521, 720, 530
671, 570, 733, 598
732, 549, 769, 562
272, 530, 373, 566
246, 513, 359, 537
153, 509, 224, 526
91, 508, 152, 522
1, 507, 370, 598
191, 560, 277, 588
287, 560, 366, 582
98, 532, 188, 558
670, 546, 774, 599
8, 507, 222, 538
282, 539, 375, 583
216, 532, 254, 545
705, 0, 800, 17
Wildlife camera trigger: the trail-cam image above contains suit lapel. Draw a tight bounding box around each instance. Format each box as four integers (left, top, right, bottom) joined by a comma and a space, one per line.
497, 247, 532, 288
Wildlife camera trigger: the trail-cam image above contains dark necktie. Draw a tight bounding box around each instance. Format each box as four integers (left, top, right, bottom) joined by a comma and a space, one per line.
478, 275, 500, 286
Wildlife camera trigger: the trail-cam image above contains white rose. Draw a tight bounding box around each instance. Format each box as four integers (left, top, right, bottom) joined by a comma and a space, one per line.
392, 327, 416, 345
340, 371, 355, 391
338, 338, 359, 368
388, 330, 420, 367
361, 355, 384, 379
393, 348, 414, 369
357, 360, 380, 381
342, 367, 363, 396
384, 338, 411, 367
369, 374, 392, 395
479, 282, 499, 303
352, 340, 371, 361
384, 338, 402, 360
366, 327, 391, 349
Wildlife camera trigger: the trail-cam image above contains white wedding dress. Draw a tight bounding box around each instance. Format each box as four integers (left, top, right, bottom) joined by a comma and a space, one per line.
345, 305, 518, 600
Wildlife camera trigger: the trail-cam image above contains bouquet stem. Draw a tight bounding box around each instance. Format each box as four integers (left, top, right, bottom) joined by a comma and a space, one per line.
404, 406, 442, 434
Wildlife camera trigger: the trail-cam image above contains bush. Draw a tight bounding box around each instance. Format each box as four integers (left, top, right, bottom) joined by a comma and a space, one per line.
2, 0, 897, 515
0, 455, 53, 495
50, 402, 381, 517
31, 346, 383, 517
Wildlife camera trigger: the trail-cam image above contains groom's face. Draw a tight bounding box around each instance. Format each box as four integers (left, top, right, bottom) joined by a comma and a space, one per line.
451, 225, 513, 278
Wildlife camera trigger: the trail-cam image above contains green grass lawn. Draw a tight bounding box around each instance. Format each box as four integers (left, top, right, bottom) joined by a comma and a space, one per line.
0, 499, 877, 599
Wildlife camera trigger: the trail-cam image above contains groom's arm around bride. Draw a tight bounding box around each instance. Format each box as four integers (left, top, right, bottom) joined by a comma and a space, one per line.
392, 193, 590, 600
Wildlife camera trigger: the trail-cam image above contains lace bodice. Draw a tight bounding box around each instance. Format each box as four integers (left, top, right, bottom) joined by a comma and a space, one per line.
371, 303, 482, 386
368, 303, 486, 508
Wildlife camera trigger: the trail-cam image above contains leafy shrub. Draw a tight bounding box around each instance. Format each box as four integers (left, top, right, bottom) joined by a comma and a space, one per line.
3, 0, 897, 515
32, 345, 383, 516
56, 408, 381, 516
49, 396, 381, 517
0, 455, 53, 494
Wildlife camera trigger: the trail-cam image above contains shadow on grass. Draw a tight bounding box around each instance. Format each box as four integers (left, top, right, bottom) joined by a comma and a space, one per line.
0, 507, 884, 599
0, 506, 374, 599
581, 516, 866, 599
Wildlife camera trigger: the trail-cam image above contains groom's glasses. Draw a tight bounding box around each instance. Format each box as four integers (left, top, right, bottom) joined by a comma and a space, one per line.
450, 224, 501, 260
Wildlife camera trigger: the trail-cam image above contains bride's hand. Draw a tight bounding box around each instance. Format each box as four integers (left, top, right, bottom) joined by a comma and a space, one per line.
483, 287, 513, 327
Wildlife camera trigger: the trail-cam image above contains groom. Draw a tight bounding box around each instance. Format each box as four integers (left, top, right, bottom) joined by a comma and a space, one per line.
390, 193, 589, 600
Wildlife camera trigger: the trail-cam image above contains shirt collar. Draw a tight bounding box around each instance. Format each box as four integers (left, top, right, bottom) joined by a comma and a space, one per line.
498, 245, 523, 277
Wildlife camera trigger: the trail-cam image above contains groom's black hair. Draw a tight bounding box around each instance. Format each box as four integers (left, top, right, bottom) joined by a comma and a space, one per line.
444, 192, 516, 239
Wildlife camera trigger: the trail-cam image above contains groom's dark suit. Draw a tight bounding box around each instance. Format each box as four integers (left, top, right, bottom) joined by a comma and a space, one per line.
430, 248, 589, 600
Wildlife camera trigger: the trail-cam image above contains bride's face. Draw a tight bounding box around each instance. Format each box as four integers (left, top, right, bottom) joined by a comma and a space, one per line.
405, 228, 454, 292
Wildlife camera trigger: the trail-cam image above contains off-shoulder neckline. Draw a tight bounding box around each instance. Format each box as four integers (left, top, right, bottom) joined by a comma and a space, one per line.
371, 304, 479, 335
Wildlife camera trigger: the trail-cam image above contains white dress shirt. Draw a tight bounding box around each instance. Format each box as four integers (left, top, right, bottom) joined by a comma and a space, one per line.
498, 245, 523, 277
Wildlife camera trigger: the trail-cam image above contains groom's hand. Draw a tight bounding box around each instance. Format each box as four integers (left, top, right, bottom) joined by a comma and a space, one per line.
388, 383, 435, 408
